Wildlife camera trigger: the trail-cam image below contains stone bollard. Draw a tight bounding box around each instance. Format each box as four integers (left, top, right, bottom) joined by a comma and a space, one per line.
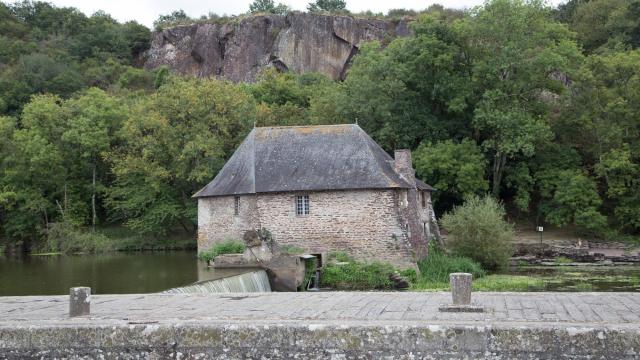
439, 273, 483, 313
450, 273, 472, 305
69, 287, 91, 317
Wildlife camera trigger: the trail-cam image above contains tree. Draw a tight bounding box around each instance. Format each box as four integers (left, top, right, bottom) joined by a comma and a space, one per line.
62, 88, 127, 230
460, 0, 582, 197
595, 146, 640, 233
307, 0, 347, 13
249, 0, 290, 15
249, 70, 334, 126
559, 51, 640, 233
0, 96, 68, 245
106, 77, 257, 234
153, 10, 191, 30
441, 195, 515, 270
310, 15, 472, 150
536, 169, 607, 234
568, 0, 640, 52
413, 139, 488, 213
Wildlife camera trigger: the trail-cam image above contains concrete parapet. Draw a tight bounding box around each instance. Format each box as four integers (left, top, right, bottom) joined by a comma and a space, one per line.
1, 322, 639, 359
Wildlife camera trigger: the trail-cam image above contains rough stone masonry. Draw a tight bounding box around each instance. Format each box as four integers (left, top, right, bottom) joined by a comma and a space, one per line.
1, 292, 639, 359
194, 125, 437, 268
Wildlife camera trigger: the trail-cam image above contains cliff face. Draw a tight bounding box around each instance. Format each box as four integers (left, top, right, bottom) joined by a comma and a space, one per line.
144, 13, 410, 82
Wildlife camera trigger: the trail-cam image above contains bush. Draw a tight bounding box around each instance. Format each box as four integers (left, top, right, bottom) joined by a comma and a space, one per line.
41, 222, 113, 254
417, 243, 486, 284
320, 254, 398, 290
441, 195, 515, 270
197, 240, 245, 262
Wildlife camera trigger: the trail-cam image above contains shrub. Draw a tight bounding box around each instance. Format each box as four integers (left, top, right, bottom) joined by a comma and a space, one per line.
41, 222, 113, 254
441, 195, 515, 270
320, 255, 398, 290
416, 243, 485, 287
198, 241, 245, 262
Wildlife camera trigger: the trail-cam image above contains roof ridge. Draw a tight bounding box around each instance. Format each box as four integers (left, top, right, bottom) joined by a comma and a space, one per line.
255, 123, 357, 130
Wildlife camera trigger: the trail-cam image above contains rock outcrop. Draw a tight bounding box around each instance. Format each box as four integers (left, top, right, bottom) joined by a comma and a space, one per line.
144, 13, 410, 82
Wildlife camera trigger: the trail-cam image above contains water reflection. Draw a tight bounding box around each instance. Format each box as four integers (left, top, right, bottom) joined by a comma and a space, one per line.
0, 251, 215, 296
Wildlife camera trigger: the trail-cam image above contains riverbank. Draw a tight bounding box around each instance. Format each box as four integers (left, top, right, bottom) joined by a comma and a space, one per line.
2, 226, 197, 256
2, 292, 639, 359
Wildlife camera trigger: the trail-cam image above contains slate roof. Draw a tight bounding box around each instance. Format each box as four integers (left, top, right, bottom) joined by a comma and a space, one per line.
193, 124, 434, 197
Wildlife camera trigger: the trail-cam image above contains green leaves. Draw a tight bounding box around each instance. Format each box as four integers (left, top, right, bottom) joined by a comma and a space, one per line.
307, 0, 346, 13
106, 77, 257, 235
414, 139, 488, 211
441, 195, 515, 270
537, 169, 607, 234
249, 0, 290, 15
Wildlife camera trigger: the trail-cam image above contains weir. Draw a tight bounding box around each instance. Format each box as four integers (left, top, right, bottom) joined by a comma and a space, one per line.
164, 269, 271, 294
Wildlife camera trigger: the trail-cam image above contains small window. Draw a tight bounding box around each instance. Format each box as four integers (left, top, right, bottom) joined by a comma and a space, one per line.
296, 195, 309, 216
234, 196, 240, 215
421, 191, 427, 208
400, 190, 408, 208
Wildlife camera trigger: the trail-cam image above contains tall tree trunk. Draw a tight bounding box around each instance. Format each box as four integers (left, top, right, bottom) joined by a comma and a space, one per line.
492, 151, 507, 198
92, 161, 97, 232
43, 207, 49, 230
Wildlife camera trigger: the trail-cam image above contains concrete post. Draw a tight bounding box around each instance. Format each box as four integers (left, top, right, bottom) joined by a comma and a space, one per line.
69, 287, 91, 317
450, 273, 472, 306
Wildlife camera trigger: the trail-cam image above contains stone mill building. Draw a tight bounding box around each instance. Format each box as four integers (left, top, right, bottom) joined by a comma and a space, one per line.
194, 124, 439, 268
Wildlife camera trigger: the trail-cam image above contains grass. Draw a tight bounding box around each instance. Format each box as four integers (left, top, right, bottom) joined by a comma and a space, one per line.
318, 246, 549, 292
473, 275, 544, 291
197, 240, 246, 262
411, 275, 545, 292
317, 247, 547, 292
416, 245, 486, 284
320, 253, 397, 290
280, 245, 306, 255
554, 256, 573, 264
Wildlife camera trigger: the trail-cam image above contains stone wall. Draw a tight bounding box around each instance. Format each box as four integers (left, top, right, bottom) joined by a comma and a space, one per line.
2, 322, 638, 359
198, 189, 419, 268
197, 195, 259, 250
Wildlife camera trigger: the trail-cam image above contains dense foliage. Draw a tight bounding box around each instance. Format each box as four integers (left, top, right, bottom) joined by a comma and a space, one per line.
249, 0, 290, 15
416, 243, 486, 284
197, 241, 246, 262
441, 195, 515, 270
1, 0, 639, 252
319, 253, 398, 290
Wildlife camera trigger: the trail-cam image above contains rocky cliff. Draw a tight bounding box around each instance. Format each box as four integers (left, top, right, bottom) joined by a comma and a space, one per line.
144, 13, 410, 82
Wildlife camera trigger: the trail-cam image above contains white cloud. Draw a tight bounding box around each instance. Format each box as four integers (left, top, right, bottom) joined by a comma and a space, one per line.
5, 0, 567, 28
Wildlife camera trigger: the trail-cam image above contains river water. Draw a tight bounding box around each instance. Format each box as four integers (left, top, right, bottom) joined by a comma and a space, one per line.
2, 251, 639, 295
0, 251, 230, 296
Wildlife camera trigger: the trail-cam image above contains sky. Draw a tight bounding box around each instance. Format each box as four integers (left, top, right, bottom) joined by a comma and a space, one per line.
20, 0, 567, 28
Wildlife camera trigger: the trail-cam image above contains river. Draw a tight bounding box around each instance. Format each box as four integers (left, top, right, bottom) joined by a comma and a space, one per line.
2, 251, 639, 295
0, 251, 225, 296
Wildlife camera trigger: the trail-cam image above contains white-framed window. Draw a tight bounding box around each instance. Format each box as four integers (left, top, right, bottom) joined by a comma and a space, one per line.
234, 196, 240, 216
295, 195, 309, 216
400, 190, 408, 208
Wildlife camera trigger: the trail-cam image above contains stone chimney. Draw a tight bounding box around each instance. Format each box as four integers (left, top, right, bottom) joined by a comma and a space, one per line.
394, 149, 428, 260
394, 149, 416, 186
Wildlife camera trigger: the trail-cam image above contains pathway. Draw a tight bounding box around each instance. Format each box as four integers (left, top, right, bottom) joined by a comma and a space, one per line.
2, 292, 639, 326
